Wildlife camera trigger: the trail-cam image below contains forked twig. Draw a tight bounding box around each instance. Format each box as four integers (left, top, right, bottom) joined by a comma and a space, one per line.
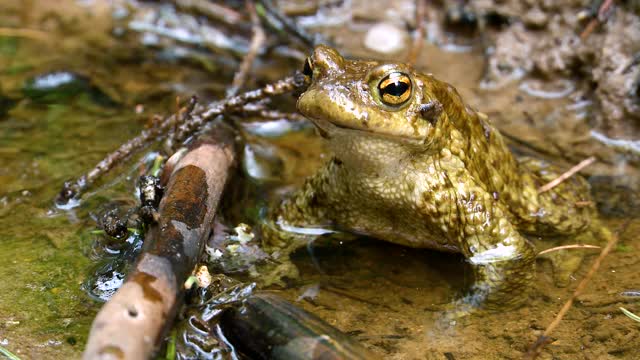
56, 74, 306, 205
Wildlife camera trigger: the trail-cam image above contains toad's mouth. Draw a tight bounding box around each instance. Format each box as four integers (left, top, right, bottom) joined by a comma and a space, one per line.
303, 114, 425, 144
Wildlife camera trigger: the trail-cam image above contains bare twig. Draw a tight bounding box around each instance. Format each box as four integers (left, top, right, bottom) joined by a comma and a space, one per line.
537, 244, 601, 256
524, 227, 619, 359
406, 0, 427, 65
0, 27, 49, 40
538, 156, 596, 193
227, 0, 266, 97
83, 123, 237, 360
580, 0, 615, 40
171, 73, 307, 144
56, 74, 306, 205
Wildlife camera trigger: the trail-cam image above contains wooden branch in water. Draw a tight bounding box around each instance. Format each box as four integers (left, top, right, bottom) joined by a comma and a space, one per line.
82, 122, 237, 360
56, 74, 306, 205
537, 156, 596, 193
220, 293, 379, 359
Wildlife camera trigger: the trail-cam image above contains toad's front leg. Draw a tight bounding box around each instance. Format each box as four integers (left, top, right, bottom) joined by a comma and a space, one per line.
464, 232, 536, 310
258, 165, 336, 285
456, 195, 537, 311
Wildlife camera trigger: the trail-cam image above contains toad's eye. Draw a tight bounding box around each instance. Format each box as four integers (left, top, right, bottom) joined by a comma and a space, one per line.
378, 72, 412, 106
303, 57, 313, 78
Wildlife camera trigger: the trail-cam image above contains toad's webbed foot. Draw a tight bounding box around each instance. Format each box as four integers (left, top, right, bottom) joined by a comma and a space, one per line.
256, 219, 317, 287
426, 233, 536, 321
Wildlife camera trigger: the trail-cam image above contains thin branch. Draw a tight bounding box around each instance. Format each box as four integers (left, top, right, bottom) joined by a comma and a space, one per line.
537, 244, 601, 256
56, 74, 307, 205
227, 0, 266, 97
406, 0, 426, 65
538, 156, 596, 193
580, 0, 615, 40
171, 73, 307, 145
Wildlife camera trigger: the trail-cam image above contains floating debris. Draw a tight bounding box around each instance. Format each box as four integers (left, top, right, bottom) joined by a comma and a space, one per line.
519, 79, 576, 99
590, 130, 640, 156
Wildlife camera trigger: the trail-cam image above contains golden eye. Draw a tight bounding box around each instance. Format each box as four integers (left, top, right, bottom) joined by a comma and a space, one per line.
378, 72, 412, 106
303, 57, 313, 78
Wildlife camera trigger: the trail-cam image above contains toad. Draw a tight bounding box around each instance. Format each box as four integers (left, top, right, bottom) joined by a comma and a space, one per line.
262, 46, 610, 311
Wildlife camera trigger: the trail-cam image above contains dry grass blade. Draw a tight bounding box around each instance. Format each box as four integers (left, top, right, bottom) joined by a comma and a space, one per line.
537, 244, 601, 256
620, 307, 640, 323
538, 156, 596, 193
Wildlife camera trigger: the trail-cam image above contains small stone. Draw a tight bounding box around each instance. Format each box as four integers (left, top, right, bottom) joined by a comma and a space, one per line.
195, 265, 212, 288
364, 22, 407, 55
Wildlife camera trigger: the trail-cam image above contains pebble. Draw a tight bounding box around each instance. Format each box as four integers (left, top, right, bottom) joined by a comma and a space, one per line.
364, 22, 407, 54
524, 7, 548, 28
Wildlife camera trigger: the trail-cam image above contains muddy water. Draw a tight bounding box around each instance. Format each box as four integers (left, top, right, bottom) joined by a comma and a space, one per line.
0, 1, 639, 359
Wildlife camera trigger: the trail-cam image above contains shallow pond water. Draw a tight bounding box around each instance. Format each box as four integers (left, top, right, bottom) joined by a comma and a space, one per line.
1, 1, 639, 359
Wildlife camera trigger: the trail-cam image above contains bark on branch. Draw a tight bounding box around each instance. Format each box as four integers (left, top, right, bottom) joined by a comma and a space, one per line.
83, 122, 237, 360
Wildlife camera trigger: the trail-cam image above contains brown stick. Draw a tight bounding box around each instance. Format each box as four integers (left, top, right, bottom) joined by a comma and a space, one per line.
82, 123, 237, 360
406, 0, 426, 66
537, 156, 596, 193
580, 0, 615, 39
